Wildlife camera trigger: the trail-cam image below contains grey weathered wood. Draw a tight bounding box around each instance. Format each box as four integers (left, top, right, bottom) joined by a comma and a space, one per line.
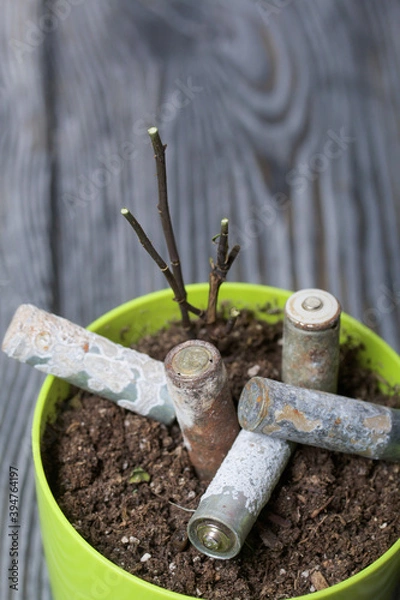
1, 1, 400, 598
0, 1, 55, 599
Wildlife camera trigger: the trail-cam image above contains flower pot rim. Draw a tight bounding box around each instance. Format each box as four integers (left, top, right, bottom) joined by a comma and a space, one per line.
32, 282, 400, 600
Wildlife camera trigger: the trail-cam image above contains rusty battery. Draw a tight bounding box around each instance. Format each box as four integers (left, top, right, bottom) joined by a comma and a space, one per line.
282, 288, 341, 393
164, 339, 239, 482
238, 377, 400, 461
187, 288, 342, 559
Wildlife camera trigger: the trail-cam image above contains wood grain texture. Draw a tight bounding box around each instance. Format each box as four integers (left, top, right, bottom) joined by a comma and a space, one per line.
1, 1, 399, 598
0, 1, 54, 599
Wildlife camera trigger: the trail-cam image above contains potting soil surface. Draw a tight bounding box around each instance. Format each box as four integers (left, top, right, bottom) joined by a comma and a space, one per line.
42, 310, 400, 599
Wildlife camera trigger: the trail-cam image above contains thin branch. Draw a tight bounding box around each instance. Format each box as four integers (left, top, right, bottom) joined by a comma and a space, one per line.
148, 127, 187, 306
121, 208, 179, 292
206, 218, 240, 325
121, 209, 202, 327
217, 218, 229, 267
226, 244, 241, 269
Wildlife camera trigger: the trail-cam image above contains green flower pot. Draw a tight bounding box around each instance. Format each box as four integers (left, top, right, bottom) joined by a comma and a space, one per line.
32, 283, 400, 600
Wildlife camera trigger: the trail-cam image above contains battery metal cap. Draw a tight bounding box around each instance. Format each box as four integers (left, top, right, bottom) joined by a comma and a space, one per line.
188, 516, 239, 559
165, 339, 239, 482
285, 288, 341, 331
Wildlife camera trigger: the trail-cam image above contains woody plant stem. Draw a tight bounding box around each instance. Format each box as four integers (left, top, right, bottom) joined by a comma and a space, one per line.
122, 127, 239, 331
207, 218, 240, 325
122, 127, 202, 330
121, 208, 202, 328
147, 127, 187, 301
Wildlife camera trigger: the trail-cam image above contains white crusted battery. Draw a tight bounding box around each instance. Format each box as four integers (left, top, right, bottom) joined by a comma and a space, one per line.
187, 429, 293, 559
2, 304, 175, 424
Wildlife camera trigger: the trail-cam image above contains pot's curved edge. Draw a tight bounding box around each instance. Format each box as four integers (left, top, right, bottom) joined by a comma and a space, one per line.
31, 284, 400, 600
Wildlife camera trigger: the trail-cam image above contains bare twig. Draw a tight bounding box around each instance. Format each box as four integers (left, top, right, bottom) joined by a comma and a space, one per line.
121, 208, 180, 295
121, 209, 203, 328
207, 218, 240, 325
123, 129, 239, 332
148, 126, 189, 322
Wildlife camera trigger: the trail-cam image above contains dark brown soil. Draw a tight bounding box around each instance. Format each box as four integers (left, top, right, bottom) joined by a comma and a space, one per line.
42, 310, 400, 599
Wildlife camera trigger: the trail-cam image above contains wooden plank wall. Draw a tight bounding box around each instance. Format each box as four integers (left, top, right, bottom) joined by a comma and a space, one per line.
1, 1, 54, 598
1, 1, 399, 598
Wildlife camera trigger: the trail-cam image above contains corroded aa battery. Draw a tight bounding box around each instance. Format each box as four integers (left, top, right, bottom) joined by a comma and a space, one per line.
2, 304, 175, 424
282, 288, 341, 393
238, 377, 400, 461
187, 429, 293, 559
187, 288, 342, 559
164, 340, 239, 482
